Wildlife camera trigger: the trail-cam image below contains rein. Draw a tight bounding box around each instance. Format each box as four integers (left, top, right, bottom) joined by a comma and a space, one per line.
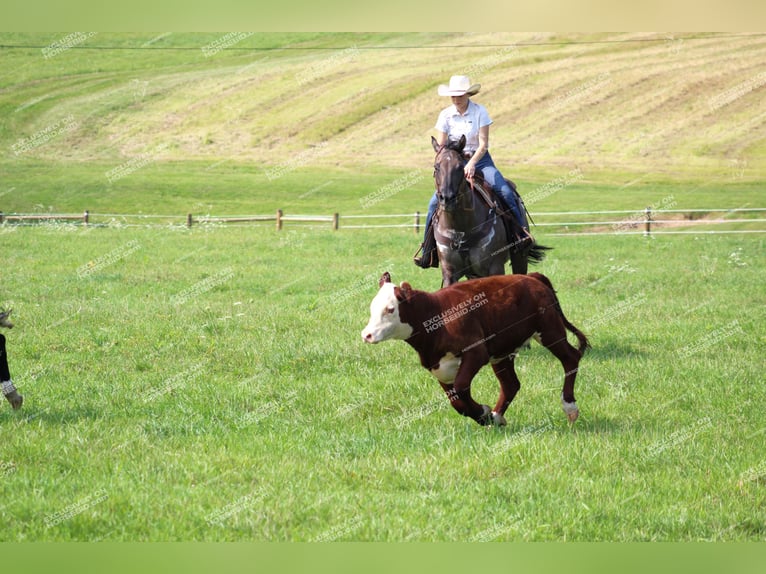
434, 145, 497, 212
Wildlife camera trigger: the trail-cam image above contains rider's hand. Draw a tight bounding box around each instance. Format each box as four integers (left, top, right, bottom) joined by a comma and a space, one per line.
464, 163, 476, 180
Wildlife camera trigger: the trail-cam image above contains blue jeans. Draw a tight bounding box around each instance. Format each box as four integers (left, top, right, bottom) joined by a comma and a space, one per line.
425, 151, 524, 236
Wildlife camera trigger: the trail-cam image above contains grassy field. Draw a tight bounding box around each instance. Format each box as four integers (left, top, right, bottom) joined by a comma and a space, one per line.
0, 33, 764, 541
0, 224, 764, 541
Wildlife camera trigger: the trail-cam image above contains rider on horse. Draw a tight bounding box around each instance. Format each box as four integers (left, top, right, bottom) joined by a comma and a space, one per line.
414, 75, 531, 269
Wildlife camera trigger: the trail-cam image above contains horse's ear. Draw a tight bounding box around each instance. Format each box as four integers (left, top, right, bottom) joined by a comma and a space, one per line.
431, 136, 440, 152
458, 134, 466, 151
379, 272, 392, 287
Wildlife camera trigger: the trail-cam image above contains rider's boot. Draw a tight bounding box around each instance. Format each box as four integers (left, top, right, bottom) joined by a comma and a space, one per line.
494, 203, 531, 252
414, 226, 438, 268
495, 184, 533, 251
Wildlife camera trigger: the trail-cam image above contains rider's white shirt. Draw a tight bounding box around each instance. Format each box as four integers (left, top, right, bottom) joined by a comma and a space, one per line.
434, 99, 493, 154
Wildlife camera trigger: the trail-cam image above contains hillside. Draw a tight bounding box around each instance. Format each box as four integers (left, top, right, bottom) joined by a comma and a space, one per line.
1, 32, 764, 180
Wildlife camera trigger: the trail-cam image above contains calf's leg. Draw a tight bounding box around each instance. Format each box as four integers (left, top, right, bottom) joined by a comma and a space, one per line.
539, 328, 582, 423
439, 381, 490, 424
452, 352, 492, 425
489, 356, 522, 426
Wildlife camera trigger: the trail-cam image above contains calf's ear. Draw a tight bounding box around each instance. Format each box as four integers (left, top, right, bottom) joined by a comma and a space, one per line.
379, 272, 392, 287
396, 281, 413, 302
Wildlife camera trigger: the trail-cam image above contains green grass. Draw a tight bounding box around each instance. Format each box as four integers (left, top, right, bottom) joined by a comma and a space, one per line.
1, 224, 764, 541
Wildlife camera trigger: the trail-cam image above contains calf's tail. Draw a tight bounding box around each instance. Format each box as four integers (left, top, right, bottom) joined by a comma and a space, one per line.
528, 272, 591, 355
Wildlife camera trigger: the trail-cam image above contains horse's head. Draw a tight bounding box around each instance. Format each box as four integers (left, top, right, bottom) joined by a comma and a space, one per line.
432, 135, 468, 212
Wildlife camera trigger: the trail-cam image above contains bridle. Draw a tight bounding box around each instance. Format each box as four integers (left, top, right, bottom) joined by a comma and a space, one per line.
433, 145, 472, 209
434, 144, 498, 212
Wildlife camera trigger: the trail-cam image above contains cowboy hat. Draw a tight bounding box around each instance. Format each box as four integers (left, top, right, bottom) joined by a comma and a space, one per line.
437, 75, 481, 97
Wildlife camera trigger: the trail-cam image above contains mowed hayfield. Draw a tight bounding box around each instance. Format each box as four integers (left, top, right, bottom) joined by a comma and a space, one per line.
0, 33, 765, 541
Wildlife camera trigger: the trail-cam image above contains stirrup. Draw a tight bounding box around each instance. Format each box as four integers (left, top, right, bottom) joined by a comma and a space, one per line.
513, 228, 534, 248
520, 227, 533, 241
413, 243, 428, 268
414, 219, 439, 268
413, 245, 436, 269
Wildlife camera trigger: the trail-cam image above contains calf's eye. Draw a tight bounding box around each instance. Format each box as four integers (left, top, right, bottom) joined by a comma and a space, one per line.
385, 306, 395, 315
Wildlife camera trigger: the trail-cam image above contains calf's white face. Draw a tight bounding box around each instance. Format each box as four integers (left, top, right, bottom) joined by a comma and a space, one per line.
361, 283, 413, 343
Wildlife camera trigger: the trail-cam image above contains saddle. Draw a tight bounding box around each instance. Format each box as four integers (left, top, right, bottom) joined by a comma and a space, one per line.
468, 174, 531, 243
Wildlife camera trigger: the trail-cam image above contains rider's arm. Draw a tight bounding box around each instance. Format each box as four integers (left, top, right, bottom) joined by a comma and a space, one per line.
435, 130, 448, 147
465, 125, 489, 179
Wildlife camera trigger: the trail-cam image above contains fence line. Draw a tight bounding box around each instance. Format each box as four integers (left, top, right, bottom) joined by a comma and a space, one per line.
0, 210, 90, 224
2, 208, 765, 235
547, 229, 766, 237
534, 218, 766, 227
530, 208, 766, 216
180, 210, 421, 232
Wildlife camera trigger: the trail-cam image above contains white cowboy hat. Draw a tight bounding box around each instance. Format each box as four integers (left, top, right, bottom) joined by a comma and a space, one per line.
437, 75, 481, 97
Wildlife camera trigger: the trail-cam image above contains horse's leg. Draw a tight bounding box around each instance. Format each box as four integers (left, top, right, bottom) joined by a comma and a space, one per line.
489, 356, 522, 426
477, 235, 506, 277
440, 264, 455, 287
486, 218, 514, 276
486, 253, 507, 277
510, 249, 528, 275
0, 334, 22, 410
440, 255, 462, 286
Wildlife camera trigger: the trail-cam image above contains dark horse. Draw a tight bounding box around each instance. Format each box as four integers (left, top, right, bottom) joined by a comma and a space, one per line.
431, 135, 548, 286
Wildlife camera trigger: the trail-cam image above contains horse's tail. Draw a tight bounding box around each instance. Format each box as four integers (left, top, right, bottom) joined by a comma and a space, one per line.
508, 180, 552, 266
528, 272, 590, 355
526, 242, 552, 265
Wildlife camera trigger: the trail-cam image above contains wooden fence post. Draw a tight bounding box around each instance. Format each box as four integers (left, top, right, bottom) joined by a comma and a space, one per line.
415, 211, 420, 234
0, 212, 4, 224
644, 207, 651, 237
332, 213, 339, 231
187, 213, 193, 228
276, 209, 283, 231
83, 210, 89, 225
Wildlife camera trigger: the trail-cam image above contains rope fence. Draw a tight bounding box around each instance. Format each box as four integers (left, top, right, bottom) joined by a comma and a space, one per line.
2, 208, 765, 235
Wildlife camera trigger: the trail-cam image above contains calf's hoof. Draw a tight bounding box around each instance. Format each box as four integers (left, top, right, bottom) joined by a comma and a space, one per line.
490, 411, 507, 427
476, 405, 493, 426
561, 398, 579, 423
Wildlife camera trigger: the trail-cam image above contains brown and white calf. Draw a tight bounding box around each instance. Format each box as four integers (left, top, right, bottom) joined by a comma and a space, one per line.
361, 272, 589, 426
